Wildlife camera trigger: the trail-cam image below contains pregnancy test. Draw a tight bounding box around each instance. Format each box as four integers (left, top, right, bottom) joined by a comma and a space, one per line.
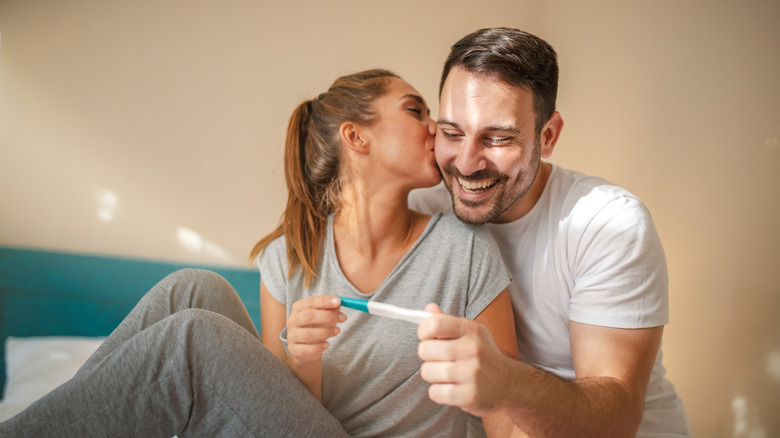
338, 296, 433, 325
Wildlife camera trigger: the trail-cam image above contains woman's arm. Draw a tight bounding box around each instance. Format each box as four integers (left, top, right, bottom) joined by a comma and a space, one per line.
472, 290, 525, 438
260, 281, 344, 401
260, 281, 289, 361
474, 289, 518, 359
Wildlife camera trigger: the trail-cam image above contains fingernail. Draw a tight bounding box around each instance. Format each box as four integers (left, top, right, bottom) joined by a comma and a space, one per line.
331, 297, 340, 306
339, 313, 347, 322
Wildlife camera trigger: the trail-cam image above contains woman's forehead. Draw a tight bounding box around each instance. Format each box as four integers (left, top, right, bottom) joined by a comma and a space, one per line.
382, 77, 425, 104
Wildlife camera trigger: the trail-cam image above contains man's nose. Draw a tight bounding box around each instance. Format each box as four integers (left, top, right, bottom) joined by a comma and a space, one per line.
454, 138, 486, 175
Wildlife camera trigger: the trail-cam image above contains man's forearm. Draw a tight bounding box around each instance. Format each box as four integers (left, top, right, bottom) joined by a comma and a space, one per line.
500, 361, 644, 438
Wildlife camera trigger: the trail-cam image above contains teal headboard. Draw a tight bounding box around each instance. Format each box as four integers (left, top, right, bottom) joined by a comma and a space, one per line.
0, 246, 261, 392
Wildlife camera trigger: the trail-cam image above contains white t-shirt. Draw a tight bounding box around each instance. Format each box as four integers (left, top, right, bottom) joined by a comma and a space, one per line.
410, 164, 690, 436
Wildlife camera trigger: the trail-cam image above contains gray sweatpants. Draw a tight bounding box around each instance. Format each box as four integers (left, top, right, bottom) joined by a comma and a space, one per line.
0, 269, 349, 437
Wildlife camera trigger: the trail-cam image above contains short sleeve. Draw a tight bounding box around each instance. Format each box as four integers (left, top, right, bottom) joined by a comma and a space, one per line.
569, 196, 669, 328
256, 236, 289, 306
464, 226, 512, 320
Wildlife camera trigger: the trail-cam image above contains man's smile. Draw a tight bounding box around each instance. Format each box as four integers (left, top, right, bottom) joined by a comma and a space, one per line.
457, 176, 499, 193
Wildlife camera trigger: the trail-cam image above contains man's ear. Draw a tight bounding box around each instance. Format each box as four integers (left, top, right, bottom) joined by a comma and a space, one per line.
540, 111, 564, 159
340, 121, 369, 154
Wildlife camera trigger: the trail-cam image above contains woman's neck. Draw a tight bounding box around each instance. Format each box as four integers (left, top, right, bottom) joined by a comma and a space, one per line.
334, 183, 416, 260
332, 180, 429, 294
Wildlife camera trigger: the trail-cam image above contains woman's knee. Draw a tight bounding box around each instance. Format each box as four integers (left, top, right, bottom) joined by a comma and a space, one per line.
165, 268, 230, 290
161, 269, 239, 302
150, 269, 257, 337
168, 309, 262, 359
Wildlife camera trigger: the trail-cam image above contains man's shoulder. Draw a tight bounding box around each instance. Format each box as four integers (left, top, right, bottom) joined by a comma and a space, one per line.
409, 183, 452, 215
551, 165, 627, 194
550, 165, 642, 211
548, 165, 653, 233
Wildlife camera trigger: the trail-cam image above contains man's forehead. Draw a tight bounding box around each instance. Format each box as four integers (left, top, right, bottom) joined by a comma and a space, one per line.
441, 67, 532, 97
438, 70, 534, 133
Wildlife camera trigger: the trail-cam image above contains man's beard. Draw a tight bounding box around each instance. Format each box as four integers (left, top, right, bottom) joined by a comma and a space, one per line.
442, 142, 541, 225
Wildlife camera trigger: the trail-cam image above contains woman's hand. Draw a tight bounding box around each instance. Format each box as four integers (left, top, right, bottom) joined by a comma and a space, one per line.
286, 295, 346, 366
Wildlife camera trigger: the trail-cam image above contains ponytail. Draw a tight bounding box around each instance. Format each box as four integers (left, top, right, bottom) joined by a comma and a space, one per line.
250, 100, 325, 285
250, 69, 399, 285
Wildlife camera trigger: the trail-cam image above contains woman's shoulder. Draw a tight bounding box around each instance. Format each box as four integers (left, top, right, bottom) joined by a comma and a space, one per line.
426, 213, 500, 251
261, 233, 286, 255
431, 212, 486, 236
255, 234, 287, 270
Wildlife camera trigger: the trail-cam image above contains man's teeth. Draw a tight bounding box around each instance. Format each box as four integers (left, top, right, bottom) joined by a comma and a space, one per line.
458, 177, 497, 192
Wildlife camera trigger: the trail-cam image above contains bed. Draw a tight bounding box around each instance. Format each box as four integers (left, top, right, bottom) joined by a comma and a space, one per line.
0, 246, 261, 421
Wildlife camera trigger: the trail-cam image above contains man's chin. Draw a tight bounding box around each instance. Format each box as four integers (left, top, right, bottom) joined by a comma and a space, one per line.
451, 199, 498, 225
442, 177, 501, 224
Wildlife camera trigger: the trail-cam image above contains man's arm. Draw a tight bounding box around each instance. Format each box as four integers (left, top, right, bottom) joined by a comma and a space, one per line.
418, 316, 662, 437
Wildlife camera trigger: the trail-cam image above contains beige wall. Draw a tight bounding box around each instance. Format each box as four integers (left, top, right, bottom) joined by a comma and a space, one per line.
1, 1, 778, 436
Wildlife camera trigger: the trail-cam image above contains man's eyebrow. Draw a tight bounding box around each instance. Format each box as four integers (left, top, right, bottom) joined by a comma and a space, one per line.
486, 125, 523, 136
437, 118, 460, 128
437, 120, 524, 136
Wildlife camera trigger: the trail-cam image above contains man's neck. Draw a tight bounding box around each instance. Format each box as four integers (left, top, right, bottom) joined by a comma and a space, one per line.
494, 162, 552, 224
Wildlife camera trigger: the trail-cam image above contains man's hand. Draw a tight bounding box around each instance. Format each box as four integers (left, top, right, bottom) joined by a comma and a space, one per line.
417, 303, 515, 417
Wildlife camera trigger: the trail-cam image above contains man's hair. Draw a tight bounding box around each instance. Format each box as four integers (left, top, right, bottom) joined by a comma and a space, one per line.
440, 27, 559, 135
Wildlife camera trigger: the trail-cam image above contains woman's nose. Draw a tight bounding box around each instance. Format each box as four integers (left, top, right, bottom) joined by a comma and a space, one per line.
427, 119, 437, 136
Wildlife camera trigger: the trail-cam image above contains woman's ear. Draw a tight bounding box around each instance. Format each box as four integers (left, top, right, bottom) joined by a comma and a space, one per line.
340, 121, 370, 154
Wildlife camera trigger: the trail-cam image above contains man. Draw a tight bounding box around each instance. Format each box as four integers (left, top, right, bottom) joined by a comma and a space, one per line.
411, 28, 690, 437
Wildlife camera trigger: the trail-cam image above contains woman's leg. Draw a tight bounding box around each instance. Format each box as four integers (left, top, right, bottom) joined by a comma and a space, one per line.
0, 309, 348, 437
81, 268, 259, 372
0, 269, 348, 437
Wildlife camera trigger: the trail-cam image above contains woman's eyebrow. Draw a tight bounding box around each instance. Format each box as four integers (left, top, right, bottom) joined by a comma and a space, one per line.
402, 94, 430, 115
403, 94, 425, 104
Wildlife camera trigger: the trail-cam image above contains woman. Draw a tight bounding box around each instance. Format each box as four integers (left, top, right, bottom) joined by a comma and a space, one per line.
0, 69, 516, 437
251, 69, 518, 436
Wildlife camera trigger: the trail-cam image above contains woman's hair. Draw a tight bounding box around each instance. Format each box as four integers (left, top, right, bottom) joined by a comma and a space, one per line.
440, 27, 558, 136
250, 69, 400, 285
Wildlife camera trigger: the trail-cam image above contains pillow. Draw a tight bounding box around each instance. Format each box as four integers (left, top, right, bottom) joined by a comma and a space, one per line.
0, 336, 104, 421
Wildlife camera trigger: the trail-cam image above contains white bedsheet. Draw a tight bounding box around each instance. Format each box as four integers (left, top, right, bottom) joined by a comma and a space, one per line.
0, 336, 103, 422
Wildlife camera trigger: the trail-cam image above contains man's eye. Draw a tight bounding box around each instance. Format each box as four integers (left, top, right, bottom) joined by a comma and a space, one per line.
488, 137, 512, 145
407, 107, 422, 114
441, 130, 462, 139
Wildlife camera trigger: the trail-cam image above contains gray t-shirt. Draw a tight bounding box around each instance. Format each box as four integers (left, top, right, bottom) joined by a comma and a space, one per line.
258, 212, 511, 437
